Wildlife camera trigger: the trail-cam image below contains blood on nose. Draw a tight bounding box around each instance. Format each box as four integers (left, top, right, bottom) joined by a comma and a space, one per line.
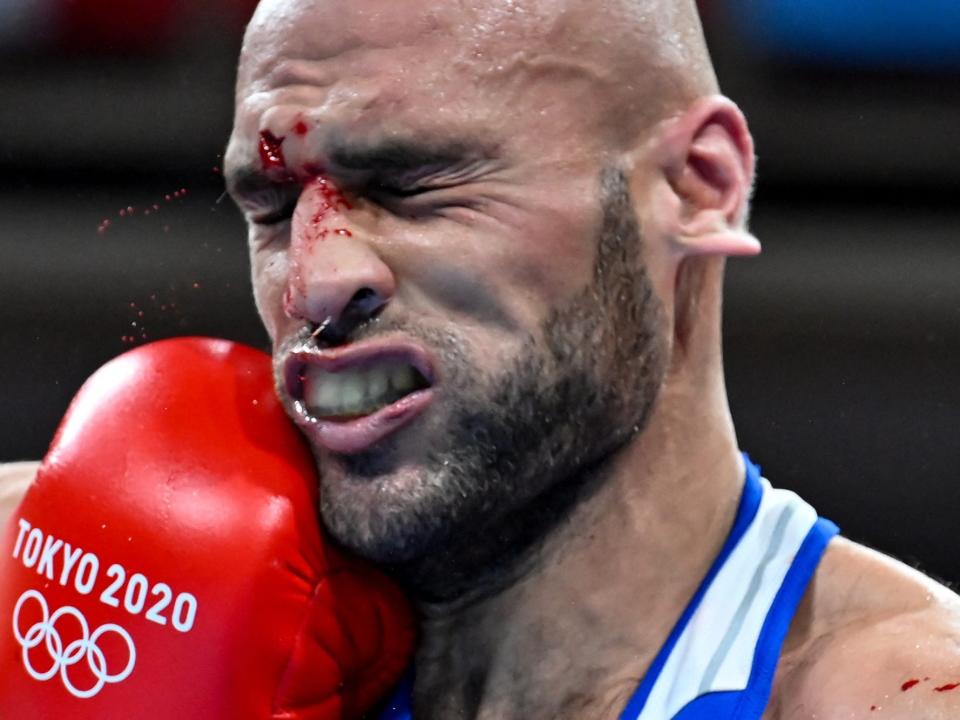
285, 175, 359, 321
299, 175, 354, 244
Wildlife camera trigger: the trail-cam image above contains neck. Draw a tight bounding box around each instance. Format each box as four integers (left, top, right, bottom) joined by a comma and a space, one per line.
410, 371, 745, 720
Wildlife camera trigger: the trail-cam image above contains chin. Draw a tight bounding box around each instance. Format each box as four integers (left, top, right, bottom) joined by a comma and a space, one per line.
314, 449, 449, 565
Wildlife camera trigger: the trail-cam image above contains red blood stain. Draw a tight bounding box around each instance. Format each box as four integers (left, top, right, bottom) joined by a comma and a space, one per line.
935, 682, 960, 692
293, 120, 309, 136
870, 706, 878, 711
258, 130, 287, 172
901, 679, 921, 692
308, 176, 353, 225
287, 175, 356, 300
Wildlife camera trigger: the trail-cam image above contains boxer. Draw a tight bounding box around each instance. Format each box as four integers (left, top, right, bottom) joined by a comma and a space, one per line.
5, 0, 960, 717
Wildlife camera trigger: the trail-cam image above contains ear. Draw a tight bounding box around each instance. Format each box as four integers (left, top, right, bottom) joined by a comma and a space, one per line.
651, 95, 760, 258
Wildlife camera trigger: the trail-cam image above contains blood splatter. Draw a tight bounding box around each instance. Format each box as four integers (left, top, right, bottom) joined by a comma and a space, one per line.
870, 705, 878, 711
97, 186, 188, 234
935, 682, 960, 692
258, 130, 287, 172
293, 120, 309, 136
901, 679, 921, 692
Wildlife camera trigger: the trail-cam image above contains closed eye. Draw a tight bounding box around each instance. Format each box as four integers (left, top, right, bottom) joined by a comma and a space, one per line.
245, 186, 301, 226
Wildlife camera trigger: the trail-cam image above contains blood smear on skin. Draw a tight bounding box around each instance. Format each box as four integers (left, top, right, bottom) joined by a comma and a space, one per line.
935, 682, 960, 692
901, 679, 921, 691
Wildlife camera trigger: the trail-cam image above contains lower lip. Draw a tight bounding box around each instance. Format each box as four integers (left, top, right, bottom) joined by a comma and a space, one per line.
291, 388, 434, 454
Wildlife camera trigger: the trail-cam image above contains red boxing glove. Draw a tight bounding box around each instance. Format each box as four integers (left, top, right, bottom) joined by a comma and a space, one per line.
0, 338, 414, 719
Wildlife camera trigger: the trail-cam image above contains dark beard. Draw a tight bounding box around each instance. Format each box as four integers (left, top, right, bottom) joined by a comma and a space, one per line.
318, 167, 667, 602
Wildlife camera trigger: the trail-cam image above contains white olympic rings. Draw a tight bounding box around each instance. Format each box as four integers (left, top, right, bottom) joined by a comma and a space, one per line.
12, 589, 136, 699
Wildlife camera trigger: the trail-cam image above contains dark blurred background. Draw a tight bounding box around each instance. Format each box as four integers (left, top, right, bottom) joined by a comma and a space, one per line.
1, 1, 958, 583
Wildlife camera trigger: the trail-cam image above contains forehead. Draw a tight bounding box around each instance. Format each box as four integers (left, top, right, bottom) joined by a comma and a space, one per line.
232, 0, 617, 158
240, 0, 560, 83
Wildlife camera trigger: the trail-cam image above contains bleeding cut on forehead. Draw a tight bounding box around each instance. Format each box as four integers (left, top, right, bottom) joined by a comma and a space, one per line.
220, 1, 960, 719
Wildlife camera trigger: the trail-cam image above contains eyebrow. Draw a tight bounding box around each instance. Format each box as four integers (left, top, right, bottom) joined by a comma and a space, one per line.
328, 137, 494, 177
226, 136, 497, 202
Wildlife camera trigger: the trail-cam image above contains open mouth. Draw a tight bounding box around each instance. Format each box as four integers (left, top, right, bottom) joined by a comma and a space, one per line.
282, 340, 437, 453
300, 359, 431, 419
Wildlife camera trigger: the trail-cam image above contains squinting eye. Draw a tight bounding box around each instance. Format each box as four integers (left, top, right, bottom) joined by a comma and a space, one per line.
248, 187, 301, 225
252, 199, 298, 226
373, 180, 432, 199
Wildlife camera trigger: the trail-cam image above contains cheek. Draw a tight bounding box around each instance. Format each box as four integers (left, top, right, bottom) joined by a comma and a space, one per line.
494, 203, 598, 315
249, 243, 289, 341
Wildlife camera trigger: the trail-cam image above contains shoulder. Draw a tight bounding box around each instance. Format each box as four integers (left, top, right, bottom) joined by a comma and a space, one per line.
773, 536, 960, 720
0, 461, 39, 528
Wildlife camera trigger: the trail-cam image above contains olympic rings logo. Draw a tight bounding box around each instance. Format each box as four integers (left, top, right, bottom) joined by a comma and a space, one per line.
12, 589, 136, 699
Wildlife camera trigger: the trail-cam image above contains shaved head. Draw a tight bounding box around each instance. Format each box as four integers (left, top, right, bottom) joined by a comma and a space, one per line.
239, 0, 718, 152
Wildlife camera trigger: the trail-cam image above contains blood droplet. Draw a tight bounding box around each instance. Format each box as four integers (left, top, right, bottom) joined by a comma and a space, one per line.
258, 130, 287, 172
293, 120, 309, 136
901, 679, 920, 692
935, 682, 960, 692
870, 705, 878, 711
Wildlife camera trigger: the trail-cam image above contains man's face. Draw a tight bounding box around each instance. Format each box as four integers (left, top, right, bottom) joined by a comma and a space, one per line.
226, 0, 669, 595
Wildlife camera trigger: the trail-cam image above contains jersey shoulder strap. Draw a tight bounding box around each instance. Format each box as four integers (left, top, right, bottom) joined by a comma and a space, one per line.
619, 455, 838, 720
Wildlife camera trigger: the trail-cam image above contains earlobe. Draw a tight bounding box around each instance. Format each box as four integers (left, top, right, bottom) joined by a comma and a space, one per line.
656, 96, 760, 258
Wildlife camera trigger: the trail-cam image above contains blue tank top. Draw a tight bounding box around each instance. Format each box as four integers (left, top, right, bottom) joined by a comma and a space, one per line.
377, 455, 839, 720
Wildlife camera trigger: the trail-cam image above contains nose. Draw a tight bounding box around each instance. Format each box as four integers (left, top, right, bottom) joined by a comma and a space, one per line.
283, 179, 395, 340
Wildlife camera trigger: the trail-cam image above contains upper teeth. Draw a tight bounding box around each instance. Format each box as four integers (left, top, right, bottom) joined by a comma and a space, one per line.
301, 361, 427, 418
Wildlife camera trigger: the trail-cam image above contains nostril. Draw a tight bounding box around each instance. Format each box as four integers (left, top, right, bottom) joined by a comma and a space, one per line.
349, 287, 384, 317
